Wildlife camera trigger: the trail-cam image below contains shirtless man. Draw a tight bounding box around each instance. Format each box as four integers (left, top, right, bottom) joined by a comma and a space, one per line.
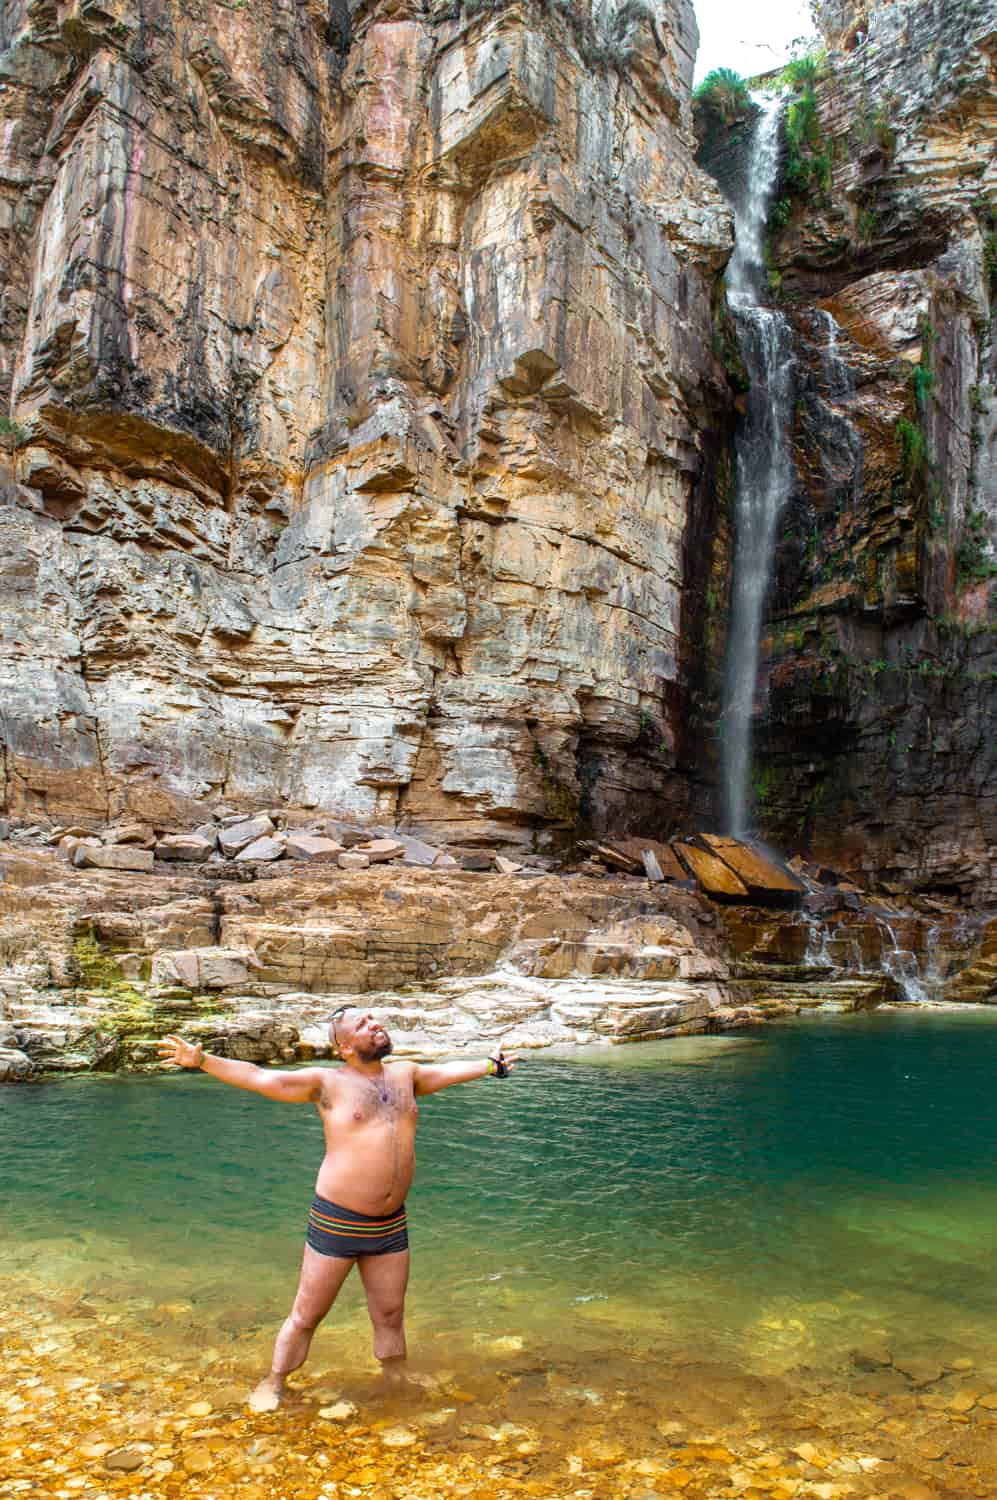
156, 1007, 517, 1411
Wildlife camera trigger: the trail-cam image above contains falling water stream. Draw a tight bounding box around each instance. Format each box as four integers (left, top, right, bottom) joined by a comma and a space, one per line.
722, 96, 796, 836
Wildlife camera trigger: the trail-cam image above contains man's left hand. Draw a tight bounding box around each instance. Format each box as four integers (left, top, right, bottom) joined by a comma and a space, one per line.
489, 1046, 520, 1078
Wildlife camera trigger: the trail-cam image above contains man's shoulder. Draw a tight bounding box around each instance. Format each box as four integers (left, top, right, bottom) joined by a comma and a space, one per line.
387, 1059, 419, 1080
305, 1063, 343, 1108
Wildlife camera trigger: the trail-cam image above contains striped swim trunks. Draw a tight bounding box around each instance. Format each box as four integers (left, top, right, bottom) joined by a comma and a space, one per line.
306, 1194, 409, 1258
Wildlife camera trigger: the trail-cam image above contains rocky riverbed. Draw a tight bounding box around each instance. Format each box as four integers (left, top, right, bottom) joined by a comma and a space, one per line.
3, 1262, 997, 1500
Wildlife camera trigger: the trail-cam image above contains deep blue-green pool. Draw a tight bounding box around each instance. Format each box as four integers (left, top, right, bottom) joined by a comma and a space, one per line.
3, 1011, 997, 1381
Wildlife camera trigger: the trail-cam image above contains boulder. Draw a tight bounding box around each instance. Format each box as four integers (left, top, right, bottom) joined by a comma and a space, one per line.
618, 838, 687, 881
60, 835, 96, 857
582, 841, 642, 873
460, 850, 496, 871
359, 838, 405, 864
47, 825, 93, 844
156, 834, 214, 863
234, 836, 284, 863
285, 834, 345, 862
104, 822, 154, 846
218, 816, 275, 856
73, 845, 155, 873
338, 850, 370, 870
391, 834, 445, 867
495, 855, 523, 874
672, 843, 749, 900
696, 835, 805, 904
0, 1047, 34, 1081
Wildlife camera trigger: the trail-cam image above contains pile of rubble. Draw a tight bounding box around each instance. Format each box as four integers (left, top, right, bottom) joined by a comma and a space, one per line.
3, 818, 825, 906
6, 815, 540, 878
579, 832, 806, 906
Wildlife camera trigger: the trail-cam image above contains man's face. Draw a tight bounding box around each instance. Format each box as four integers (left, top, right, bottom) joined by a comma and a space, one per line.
333, 1008, 393, 1061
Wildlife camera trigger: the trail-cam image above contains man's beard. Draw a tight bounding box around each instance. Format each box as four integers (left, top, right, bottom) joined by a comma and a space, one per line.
359, 1035, 393, 1061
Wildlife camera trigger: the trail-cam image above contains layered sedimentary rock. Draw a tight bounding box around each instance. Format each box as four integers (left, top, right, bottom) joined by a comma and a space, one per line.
0, 0, 735, 853
5, 831, 994, 1076
699, 0, 997, 899
0, 841, 743, 1074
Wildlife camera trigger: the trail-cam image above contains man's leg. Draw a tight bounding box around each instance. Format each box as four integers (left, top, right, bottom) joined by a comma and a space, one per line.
248, 1245, 355, 1411
358, 1250, 409, 1379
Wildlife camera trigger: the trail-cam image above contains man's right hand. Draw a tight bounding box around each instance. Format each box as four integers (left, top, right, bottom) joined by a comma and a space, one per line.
157, 1033, 204, 1070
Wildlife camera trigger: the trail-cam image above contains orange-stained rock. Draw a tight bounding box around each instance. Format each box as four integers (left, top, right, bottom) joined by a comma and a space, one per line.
697, 836, 805, 904
672, 843, 749, 900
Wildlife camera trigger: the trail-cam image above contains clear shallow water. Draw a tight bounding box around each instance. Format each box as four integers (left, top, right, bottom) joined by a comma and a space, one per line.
4, 1012, 997, 1372
3, 1013, 997, 1499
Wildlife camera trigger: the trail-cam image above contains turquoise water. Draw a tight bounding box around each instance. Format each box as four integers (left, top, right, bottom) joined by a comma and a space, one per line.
4, 1011, 997, 1381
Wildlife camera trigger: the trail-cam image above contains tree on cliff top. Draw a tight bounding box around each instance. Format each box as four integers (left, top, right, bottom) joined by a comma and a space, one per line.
693, 68, 753, 123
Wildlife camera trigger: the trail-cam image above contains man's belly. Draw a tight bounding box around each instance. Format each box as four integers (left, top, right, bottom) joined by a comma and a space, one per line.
314, 1124, 416, 1215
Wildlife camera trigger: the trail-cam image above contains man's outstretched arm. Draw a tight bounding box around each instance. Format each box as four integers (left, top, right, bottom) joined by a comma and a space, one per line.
157, 1033, 325, 1103
414, 1045, 520, 1096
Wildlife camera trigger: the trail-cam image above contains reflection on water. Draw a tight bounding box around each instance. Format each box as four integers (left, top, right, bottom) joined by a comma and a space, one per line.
3, 1013, 997, 1496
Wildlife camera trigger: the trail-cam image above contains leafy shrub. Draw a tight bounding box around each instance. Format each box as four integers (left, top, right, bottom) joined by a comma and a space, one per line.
896, 416, 926, 474
768, 197, 793, 231
783, 83, 832, 193
856, 101, 897, 156
855, 207, 879, 242
694, 67, 752, 121
912, 363, 936, 408
957, 510, 997, 585
984, 231, 997, 285
781, 51, 823, 89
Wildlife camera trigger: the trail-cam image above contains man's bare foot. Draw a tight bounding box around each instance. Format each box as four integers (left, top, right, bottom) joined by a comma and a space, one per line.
247, 1375, 285, 1413
378, 1359, 416, 1392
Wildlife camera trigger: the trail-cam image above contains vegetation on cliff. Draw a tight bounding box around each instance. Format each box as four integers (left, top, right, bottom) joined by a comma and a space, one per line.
693, 67, 753, 121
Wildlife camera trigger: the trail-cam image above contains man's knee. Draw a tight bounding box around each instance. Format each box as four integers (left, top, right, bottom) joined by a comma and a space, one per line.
370, 1299, 405, 1328
289, 1304, 323, 1335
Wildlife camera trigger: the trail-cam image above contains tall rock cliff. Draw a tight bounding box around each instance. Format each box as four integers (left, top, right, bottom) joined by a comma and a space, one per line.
699, 0, 997, 901
0, 0, 734, 853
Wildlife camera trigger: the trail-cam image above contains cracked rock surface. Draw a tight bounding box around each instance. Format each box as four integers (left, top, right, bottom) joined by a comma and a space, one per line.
0, 0, 734, 853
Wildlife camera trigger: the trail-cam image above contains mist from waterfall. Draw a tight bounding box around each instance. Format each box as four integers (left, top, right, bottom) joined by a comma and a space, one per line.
721, 95, 795, 838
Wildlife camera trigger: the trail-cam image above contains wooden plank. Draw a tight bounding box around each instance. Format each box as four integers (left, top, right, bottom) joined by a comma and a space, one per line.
672, 842, 750, 899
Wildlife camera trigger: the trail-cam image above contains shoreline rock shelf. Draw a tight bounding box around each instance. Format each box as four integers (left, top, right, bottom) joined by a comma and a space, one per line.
1, 828, 994, 1080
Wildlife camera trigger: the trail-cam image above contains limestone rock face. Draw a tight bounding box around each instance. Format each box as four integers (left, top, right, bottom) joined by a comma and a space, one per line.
698, 0, 997, 899
0, 0, 734, 851
0, 841, 738, 1071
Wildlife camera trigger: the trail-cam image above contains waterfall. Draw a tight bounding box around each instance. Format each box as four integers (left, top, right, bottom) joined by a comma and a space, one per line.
721, 96, 796, 838
813, 308, 853, 399
811, 307, 865, 507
